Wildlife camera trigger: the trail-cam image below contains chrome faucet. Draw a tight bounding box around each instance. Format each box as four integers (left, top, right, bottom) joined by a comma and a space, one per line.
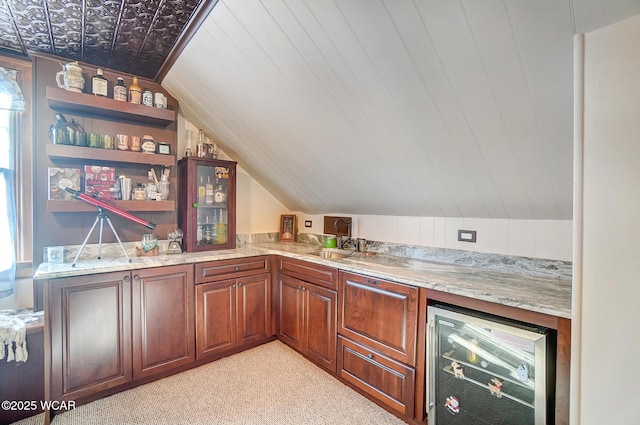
334, 218, 356, 250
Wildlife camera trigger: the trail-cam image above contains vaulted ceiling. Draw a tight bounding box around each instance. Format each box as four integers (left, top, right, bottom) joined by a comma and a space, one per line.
163, 0, 640, 220
2, 1, 639, 219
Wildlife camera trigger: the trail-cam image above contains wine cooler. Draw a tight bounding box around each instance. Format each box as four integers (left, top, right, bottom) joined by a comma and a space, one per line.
426, 304, 555, 425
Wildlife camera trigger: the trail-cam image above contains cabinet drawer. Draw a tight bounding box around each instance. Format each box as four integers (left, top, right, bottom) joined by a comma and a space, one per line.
277, 256, 338, 289
338, 336, 415, 417
196, 256, 270, 283
339, 271, 418, 365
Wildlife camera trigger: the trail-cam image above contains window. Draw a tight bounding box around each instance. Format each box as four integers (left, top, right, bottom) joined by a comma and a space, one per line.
0, 59, 31, 298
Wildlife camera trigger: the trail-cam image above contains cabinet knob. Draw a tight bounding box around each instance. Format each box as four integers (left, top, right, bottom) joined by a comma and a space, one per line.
235, 266, 240, 271
367, 353, 374, 359
134, 275, 140, 281
123, 275, 130, 282
238, 283, 242, 287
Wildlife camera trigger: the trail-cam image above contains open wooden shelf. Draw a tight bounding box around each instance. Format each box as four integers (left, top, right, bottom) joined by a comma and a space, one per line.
48, 199, 175, 213
47, 143, 175, 167
46, 86, 176, 127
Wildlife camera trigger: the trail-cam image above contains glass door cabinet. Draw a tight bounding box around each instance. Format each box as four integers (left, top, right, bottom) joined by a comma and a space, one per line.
178, 157, 237, 252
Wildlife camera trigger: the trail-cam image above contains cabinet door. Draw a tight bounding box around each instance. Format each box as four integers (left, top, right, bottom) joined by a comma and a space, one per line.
338, 336, 415, 417
236, 273, 271, 346
304, 283, 337, 372
132, 265, 194, 379
178, 157, 237, 252
196, 279, 236, 359
339, 271, 418, 365
277, 274, 304, 351
48, 272, 132, 401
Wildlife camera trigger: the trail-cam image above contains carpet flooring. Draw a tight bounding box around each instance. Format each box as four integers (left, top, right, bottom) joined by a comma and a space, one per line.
12, 341, 408, 425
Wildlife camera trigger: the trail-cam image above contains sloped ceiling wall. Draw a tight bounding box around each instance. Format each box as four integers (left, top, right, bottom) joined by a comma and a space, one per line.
163, 0, 640, 220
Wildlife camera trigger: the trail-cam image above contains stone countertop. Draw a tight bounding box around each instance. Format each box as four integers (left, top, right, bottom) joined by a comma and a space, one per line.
34, 242, 572, 319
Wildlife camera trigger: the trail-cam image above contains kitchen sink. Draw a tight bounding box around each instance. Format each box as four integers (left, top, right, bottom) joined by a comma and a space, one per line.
307, 249, 356, 259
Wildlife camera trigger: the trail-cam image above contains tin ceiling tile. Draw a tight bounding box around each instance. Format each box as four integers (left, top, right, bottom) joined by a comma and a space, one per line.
0, 0, 208, 80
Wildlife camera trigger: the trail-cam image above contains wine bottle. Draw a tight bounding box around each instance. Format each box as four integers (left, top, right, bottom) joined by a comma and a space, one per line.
216, 210, 226, 244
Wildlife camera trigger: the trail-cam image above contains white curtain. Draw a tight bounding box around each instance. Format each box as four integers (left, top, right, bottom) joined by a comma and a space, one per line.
0, 67, 24, 298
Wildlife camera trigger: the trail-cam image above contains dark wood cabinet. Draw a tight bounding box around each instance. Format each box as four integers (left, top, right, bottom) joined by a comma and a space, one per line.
177, 157, 237, 252
195, 257, 272, 360
45, 264, 194, 408
132, 264, 194, 379
338, 336, 415, 417
278, 272, 337, 372
338, 271, 418, 366
337, 271, 418, 417
46, 271, 133, 402
277, 256, 338, 290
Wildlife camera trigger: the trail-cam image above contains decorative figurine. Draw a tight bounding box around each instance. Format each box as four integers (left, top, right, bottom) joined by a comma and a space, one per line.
488, 378, 503, 398
451, 361, 465, 379
445, 396, 460, 415
516, 363, 529, 383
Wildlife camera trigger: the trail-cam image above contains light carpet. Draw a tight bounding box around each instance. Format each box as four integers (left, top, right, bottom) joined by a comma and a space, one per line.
12, 341, 408, 425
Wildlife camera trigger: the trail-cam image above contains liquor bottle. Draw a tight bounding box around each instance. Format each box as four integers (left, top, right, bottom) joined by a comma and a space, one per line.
202, 216, 213, 244
214, 184, 226, 204
129, 76, 142, 104
91, 68, 108, 97
184, 129, 193, 157
216, 210, 226, 244
196, 129, 206, 158
197, 176, 206, 205
113, 77, 127, 101
205, 176, 214, 205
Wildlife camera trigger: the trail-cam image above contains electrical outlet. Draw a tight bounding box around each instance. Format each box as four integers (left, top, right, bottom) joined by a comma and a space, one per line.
304, 220, 312, 228
458, 230, 477, 243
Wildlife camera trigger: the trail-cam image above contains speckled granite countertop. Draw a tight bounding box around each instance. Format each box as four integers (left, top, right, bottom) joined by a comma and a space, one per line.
34, 241, 572, 319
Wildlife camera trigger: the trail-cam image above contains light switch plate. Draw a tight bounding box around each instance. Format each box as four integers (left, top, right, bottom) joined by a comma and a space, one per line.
458, 230, 477, 243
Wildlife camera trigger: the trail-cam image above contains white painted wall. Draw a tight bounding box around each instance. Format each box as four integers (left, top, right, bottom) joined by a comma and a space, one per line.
572, 14, 640, 425
297, 213, 572, 261
178, 116, 289, 235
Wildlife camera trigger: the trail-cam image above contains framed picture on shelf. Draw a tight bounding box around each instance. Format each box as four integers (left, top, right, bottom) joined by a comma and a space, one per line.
280, 214, 297, 242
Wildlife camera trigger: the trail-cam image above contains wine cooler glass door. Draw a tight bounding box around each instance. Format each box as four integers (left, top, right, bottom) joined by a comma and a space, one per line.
427, 305, 549, 425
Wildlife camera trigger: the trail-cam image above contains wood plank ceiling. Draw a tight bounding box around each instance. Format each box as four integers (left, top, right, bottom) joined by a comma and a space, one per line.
163, 0, 640, 220
1, 1, 638, 220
